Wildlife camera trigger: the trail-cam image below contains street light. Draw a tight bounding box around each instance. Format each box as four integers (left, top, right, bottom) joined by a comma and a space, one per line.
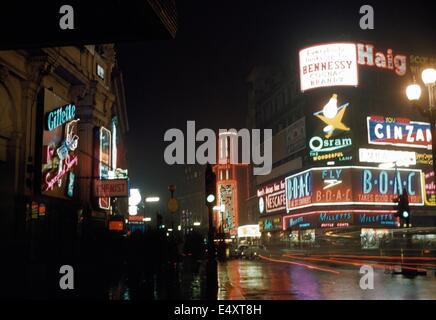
406, 67, 436, 186
406, 83, 422, 101
422, 68, 436, 86
145, 196, 160, 203
206, 194, 215, 203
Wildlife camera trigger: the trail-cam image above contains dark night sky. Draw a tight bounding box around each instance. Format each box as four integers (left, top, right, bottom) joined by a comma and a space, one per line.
116, 0, 436, 206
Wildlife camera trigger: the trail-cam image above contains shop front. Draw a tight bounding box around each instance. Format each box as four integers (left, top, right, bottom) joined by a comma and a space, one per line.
283, 209, 400, 249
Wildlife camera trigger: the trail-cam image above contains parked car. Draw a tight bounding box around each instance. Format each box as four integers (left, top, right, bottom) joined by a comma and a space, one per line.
237, 244, 265, 259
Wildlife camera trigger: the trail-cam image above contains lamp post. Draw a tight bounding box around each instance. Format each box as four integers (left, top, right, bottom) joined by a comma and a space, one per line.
406, 67, 436, 187
144, 196, 160, 230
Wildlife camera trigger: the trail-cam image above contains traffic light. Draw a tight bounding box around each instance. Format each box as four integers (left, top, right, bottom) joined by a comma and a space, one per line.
395, 189, 411, 228
205, 164, 216, 206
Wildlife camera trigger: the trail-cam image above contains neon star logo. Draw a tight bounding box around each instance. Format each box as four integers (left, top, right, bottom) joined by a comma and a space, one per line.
313, 94, 350, 138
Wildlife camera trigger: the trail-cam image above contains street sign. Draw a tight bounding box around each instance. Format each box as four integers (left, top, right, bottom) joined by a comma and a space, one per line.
167, 198, 179, 213
94, 179, 128, 197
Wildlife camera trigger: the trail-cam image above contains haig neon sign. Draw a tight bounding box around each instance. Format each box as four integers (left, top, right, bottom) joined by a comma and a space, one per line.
357, 43, 407, 76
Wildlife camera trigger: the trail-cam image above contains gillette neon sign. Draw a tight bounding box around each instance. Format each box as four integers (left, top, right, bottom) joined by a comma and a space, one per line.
45, 104, 76, 131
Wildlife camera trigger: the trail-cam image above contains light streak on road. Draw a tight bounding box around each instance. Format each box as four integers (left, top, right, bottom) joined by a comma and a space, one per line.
282, 254, 430, 272
312, 254, 436, 261
258, 254, 340, 275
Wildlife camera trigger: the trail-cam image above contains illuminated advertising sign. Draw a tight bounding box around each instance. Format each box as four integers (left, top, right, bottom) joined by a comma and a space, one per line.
285, 166, 424, 211
353, 167, 422, 205
357, 43, 407, 76
259, 216, 282, 231
318, 211, 353, 228
257, 180, 286, 214
312, 167, 353, 204
283, 209, 399, 230
94, 179, 129, 197
41, 89, 79, 198
424, 171, 436, 206
299, 43, 358, 91
287, 215, 313, 229
309, 94, 353, 163
416, 153, 433, 165
409, 55, 436, 76
97, 127, 112, 209
367, 116, 432, 149
218, 183, 237, 235
45, 104, 76, 131
237, 225, 261, 238
66, 172, 75, 198
285, 170, 312, 211
299, 43, 407, 92
359, 148, 416, 167
357, 211, 399, 227
109, 221, 124, 231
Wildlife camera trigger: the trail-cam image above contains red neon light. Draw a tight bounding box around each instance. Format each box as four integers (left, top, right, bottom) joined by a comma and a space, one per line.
43, 154, 78, 191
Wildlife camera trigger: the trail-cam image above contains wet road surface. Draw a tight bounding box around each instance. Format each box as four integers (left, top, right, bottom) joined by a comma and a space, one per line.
217, 258, 436, 300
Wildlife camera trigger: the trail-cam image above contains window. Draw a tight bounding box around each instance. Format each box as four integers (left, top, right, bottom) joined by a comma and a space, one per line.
97, 64, 105, 79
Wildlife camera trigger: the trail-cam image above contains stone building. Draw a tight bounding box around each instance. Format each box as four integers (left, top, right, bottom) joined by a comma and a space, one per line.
0, 45, 129, 297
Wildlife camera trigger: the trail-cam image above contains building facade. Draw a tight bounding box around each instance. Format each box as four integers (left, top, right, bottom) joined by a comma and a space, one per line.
247, 42, 436, 250
0, 45, 129, 297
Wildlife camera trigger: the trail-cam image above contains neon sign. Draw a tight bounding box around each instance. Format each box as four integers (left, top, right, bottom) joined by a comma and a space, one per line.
237, 225, 261, 238
309, 94, 353, 163
423, 171, 436, 206
218, 183, 237, 235
359, 148, 416, 166
285, 170, 312, 211
98, 127, 112, 209
66, 172, 75, 198
361, 169, 418, 197
299, 43, 358, 91
282, 209, 399, 230
257, 180, 286, 213
42, 119, 80, 192
45, 104, 76, 131
285, 166, 424, 211
357, 43, 407, 76
367, 116, 432, 149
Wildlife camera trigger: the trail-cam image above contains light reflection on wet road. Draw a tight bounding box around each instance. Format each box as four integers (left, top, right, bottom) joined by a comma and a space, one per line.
217, 259, 436, 300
